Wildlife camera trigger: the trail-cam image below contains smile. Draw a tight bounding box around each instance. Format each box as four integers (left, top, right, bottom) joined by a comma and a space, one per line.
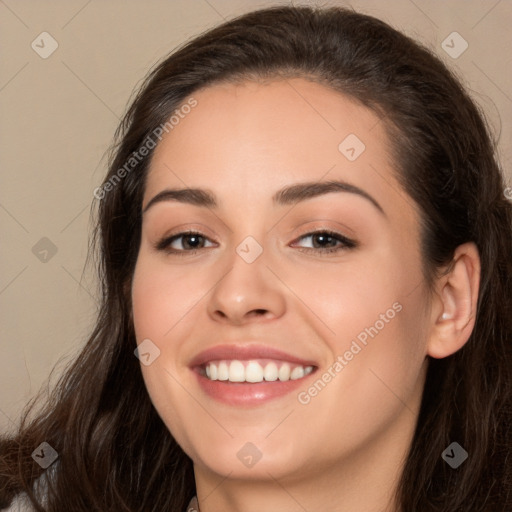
190, 343, 319, 406
202, 359, 315, 383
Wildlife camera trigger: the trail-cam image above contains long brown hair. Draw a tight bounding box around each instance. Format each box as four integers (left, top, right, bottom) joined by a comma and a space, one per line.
1, 5, 511, 511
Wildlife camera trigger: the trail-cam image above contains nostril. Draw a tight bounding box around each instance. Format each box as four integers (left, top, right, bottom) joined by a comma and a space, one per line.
248, 309, 270, 319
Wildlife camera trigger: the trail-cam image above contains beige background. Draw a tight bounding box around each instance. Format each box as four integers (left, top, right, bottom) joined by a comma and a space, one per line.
1, 0, 511, 432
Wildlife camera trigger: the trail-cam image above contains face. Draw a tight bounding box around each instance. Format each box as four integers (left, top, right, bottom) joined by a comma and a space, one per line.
131, 78, 431, 484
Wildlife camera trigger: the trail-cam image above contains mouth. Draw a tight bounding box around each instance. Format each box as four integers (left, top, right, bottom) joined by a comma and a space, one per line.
200, 359, 315, 383
190, 344, 319, 406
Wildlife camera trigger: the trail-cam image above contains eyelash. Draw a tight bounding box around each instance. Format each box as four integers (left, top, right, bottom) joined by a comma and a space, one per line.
155, 229, 357, 257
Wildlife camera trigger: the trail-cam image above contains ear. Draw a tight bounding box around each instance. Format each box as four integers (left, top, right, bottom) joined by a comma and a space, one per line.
427, 242, 481, 359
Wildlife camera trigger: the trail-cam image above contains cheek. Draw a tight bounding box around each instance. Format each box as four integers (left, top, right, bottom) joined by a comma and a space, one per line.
131, 256, 200, 453
131, 263, 168, 340
131, 254, 208, 345
290, 249, 427, 423
281, 246, 410, 346
294, 300, 427, 461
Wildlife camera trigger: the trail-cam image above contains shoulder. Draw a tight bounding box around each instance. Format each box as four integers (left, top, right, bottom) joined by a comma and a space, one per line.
2, 467, 52, 512
1, 493, 35, 511
186, 496, 199, 512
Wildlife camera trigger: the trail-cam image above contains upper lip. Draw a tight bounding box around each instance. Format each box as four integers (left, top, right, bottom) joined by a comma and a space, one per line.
189, 344, 318, 368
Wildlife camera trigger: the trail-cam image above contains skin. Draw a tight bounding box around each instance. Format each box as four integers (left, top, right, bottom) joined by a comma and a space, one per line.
131, 78, 480, 512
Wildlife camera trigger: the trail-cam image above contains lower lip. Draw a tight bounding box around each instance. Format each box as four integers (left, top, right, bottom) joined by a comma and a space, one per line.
193, 369, 316, 406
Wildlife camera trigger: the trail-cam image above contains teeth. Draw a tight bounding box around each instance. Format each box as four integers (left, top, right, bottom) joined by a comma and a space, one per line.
229, 361, 245, 382
278, 363, 290, 381
245, 361, 263, 383
290, 366, 304, 380
204, 360, 314, 383
218, 361, 229, 381
263, 362, 278, 381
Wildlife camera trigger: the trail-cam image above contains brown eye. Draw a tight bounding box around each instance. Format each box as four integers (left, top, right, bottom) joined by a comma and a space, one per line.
292, 230, 357, 255
156, 231, 215, 254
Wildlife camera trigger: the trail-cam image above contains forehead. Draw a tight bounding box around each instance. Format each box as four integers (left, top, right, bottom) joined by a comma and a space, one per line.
144, 78, 410, 216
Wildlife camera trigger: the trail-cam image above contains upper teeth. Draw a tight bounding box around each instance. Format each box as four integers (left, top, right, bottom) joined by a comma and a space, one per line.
204, 360, 314, 383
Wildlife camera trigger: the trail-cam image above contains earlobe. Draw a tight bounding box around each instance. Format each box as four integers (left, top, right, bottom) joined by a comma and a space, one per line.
427, 242, 481, 359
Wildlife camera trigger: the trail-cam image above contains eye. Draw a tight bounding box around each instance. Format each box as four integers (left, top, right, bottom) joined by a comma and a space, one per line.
291, 230, 357, 255
156, 231, 215, 255
155, 229, 357, 257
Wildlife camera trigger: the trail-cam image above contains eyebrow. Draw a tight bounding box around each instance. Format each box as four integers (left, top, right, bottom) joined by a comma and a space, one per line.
142, 179, 385, 216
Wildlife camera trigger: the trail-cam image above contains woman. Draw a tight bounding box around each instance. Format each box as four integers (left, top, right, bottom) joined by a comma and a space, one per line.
1, 5, 511, 511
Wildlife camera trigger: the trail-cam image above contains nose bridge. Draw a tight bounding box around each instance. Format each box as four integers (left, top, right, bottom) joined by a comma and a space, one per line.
207, 233, 286, 324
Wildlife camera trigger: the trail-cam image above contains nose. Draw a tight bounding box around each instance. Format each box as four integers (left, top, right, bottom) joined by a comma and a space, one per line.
206, 242, 286, 326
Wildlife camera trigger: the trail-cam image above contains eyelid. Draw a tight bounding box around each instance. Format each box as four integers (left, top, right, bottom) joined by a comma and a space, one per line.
155, 226, 357, 257
157, 223, 218, 243
290, 228, 357, 252
155, 229, 217, 253
290, 218, 357, 239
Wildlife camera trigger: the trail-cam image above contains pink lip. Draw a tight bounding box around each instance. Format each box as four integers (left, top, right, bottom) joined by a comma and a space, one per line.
189, 344, 318, 407
189, 344, 318, 368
